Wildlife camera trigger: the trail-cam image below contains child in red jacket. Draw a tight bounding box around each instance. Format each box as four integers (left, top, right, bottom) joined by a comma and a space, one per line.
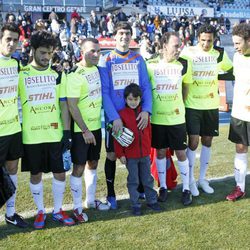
114, 84, 161, 215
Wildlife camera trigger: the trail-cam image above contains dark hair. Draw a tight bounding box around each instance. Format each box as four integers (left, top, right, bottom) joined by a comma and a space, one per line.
113, 21, 132, 36
0, 23, 20, 39
232, 23, 250, 41
197, 24, 216, 38
161, 31, 179, 48
30, 30, 57, 50
124, 83, 142, 99
81, 37, 99, 48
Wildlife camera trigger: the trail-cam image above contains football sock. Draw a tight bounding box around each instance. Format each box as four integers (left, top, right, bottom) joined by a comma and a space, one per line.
52, 178, 66, 214
84, 168, 97, 204
70, 175, 83, 212
30, 181, 45, 214
186, 147, 196, 184
178, 159, 190, 191
6, 174, 17, 217
104, 158, 116, 197
156, 157, 167, 189
199, 145, 211, 181
234, 153, 247, 192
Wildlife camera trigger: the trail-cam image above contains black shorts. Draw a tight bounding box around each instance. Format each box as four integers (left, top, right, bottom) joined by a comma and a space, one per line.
21, 142, 64, 175
185, 108, 219, 137
0, 132, 23, 166
228, 117, 250, 146
105, 128, 114, 153
71, 129, 102, 165
151, 123, 187, 150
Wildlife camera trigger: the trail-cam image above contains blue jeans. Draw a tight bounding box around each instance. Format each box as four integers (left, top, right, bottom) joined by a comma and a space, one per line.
126, 156, 157, 207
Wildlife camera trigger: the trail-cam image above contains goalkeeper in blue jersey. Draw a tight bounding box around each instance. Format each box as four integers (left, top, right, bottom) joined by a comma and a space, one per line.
99, 22, 152, 209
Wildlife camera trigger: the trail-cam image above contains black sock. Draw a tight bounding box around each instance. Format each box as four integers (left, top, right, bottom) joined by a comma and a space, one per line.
105, 158, 116, 197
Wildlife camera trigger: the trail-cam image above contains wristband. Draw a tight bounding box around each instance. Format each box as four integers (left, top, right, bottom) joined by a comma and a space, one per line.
82, 128, 89, 134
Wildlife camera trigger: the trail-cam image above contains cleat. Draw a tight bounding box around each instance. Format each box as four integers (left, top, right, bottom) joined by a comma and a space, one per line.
139, 192, 146, 200
181, 190, 192, 206
85, 199, 110, 211
5, 213, 29, 228
147, 202, 162, 211
73, 208, 88, 223
189, 181, 199, 196
34, 210, 46, 229
131, 206, 142, 216
106, 196, 118, 210
52, 209, 75, 226
157, 187, 168, 202
226, 186, 246, 201
198, 179, 214, 194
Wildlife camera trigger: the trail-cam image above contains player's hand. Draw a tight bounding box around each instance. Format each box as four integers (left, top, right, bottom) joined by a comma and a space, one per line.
61, 130, 72, 153
120, 156, 127, 165
136, 111, 149, 130
112, 119, 123, 134
82, 130, 96, 146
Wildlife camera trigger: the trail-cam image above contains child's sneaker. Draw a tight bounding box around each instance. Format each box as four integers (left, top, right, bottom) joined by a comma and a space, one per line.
73, 208, 88, 223
85, 199, 110, 211
106, 196, 118, 209
34, 210, 46, 229
52, 209, 75, 226
132, 206, 142, 216
139, 192, 146, 200
147, 202, 162, 211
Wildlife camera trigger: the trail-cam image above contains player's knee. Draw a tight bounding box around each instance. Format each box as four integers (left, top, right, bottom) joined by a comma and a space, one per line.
156, 149, 166, 159
5, 160, 19, 175
87, 160, 98, 170
72, 164, 85, 177
53, 172, 66, 182
201, 137, 213, 147
107, 152, 116, 161
30, 173, 42, 184
175, 150, 186, 161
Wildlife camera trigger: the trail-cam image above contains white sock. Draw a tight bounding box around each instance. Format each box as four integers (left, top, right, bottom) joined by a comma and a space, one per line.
234, 153, 247, 192
178, 159, 190, 191
199, 145, 211, 181
84, 169, 97, 204
6, 174, 17, 217
186, 147, 196, 184
30, 181, 45, 214
156, 158, 167, 189
70, 175, 83, 212
52, 178, 66, 213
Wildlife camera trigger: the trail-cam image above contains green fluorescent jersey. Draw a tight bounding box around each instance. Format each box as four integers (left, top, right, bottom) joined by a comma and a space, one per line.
18, 65, 65, 144
0, 56, 21, 136
181, 45, 233, 110
147, 57, 192, 125
66, 65, 102, 132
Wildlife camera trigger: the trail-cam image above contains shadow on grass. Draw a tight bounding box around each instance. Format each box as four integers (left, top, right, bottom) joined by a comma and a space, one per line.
0, 175, 249, 240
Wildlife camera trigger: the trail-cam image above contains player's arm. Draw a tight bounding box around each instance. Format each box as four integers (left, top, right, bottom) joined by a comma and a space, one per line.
181, 58, 193, 102
59, 72, 72, 151
67, 98, 96, 145
218, 67, 235, 81
137, 57, 152, 130
98, 66, 123, 133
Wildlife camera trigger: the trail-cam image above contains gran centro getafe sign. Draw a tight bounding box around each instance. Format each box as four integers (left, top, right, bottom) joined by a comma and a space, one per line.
147, 5, 214, 17
23, 5, 86, 13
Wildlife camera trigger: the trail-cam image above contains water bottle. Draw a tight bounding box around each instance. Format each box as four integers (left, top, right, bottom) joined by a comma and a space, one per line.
63, 150, 72, 171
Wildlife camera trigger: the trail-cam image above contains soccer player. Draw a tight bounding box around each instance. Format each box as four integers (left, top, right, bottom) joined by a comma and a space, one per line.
19, 31, 75, 229
147, 32, 193, 205
0, 23, 28, 228
67, 38, 110, 223
99, 21, 152, 209
181, 24, 233, 196
226, 23, 250, 201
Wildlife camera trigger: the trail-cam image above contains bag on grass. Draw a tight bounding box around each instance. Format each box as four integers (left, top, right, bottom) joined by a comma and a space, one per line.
0, 166, 16, 208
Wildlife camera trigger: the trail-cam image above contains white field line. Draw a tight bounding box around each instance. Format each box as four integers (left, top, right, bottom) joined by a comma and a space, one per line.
1, 172, 249, 223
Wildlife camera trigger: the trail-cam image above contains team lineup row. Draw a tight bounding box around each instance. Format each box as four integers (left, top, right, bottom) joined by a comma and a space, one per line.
0, 21, 249, 228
